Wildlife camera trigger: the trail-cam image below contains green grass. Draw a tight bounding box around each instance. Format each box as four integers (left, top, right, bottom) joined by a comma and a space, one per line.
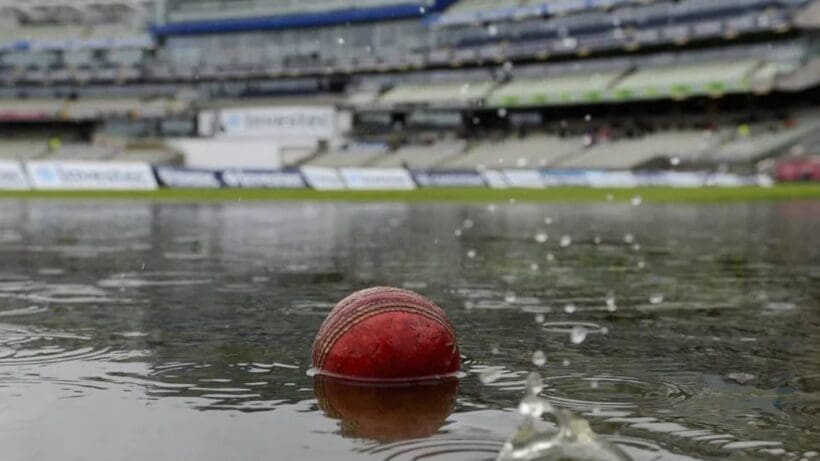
1, 184, 819, 203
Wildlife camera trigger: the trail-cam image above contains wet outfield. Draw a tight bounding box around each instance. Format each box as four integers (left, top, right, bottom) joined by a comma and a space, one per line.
0, 199, 818, 460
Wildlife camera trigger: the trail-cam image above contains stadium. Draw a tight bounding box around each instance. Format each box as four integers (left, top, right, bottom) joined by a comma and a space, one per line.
1, 1, 820, 461
0, 0, 818, 192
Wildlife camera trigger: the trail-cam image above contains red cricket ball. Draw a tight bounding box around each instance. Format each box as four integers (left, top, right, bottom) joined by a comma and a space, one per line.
312, 287, 460, 381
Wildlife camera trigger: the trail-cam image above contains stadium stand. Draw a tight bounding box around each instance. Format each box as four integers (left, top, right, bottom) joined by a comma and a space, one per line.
489, 71, 625, 107
379, 81, 496, 107
610, 59, 760, 100
0, 141, 49, 160
443, 134, 584, 169
554, 131, 718, 169
307, 144, 388, 167
707, 115, 820, 163
369, 139, 467, 168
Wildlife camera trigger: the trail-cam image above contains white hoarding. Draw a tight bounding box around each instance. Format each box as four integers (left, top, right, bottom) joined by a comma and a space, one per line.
503, 169, 544, 188
340, 168, 417, 190
301, 166, 347, 190
210, 106, 336, 139
0, 161, 30, 190
26, 161, 157, 190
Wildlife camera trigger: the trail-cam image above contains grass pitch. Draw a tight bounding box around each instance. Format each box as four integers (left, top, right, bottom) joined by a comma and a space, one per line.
0, 184, 819, 203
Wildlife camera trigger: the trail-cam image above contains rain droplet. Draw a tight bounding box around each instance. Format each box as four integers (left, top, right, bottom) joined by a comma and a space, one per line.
497, 108, 507, 117
637, 260, 646, 269
649, 294, 664, 304
337, 37, 345, 45
535, 313, 545, 323
562, 359, 571, 366
544, 217, 553, 225
584, 114, 592, 121
623, 233, 634, 244
454, 229, 462, 237
480, 368, 503, 384
534, 232, 548, 243
502, 61, 513, 72
465, 300, 475, 309
505, 292, 517, 304
670, 156, 681, 166
532, 350, 546, 366
518, 394, 551, 418
601, 326, 609, 334
487, 204, 497, 212
605, 295, 617, 312
546, 253, 555, 262
530, 263, 540, 271
419, 5, 426, 13
559, 235, 572, 248
570, 326, 588, 344
632, 243, 641, 251
491, 346, 500, 355
590, 380, 599, 389
630, 195, 642, 206
605, 194, 614, 201
463, 219, 474, 229
508, 198, 516, 204
525, 371, 544, 395
467, 249, 477, 258
564, 303, 576, 314
593, 236, 602, 245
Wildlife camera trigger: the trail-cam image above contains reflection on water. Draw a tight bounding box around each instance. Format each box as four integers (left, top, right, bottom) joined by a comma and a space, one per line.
0, 200, 818, 460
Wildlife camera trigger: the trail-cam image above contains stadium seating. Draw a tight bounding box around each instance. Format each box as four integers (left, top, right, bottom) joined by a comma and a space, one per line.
369, 140, 467, 169
0, 141, 49, 160
611, 59, 760, 100
708, 118, 820, 163
379, 81, 496, 106
307, 145, 387, 167
488, 71, 625, 107
443, 134, 583, 169
553, 131, 718, 169
167, 0, 416, 21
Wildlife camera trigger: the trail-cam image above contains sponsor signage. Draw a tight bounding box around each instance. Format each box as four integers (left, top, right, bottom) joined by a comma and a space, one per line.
541, 170, 589, 186
412, 170, 486, 188
154, 166, 222, 188
220, 169, 306, 188
300, 166, 346, 190
0, 161, 30, 190
26, 161, 157, 190
339, 168, 417, 190
480, 170, 508, 189
208, 106, 336, 139
503, 169, 544, 188
585, 171, 638, 188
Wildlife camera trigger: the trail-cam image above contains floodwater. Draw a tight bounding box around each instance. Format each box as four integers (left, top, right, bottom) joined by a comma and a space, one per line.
0, 199, 818, 461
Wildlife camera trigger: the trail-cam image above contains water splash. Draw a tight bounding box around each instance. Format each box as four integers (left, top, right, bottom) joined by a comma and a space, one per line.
532, 350, 546, 366
497, 372, 631, 461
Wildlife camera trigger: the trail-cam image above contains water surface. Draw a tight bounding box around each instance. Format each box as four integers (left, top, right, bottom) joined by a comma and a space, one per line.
0, 199, 818, 460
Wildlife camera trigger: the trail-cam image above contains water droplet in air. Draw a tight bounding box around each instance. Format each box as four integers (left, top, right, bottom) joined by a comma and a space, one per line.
584, 114, 592, 121
623, 233, 634, 244
534, 232, 548, 243
590, 380, 599, 389
670, 156, 681, 166
546, 253, 555, 262
570, 326, 588, 344
559, 235, 572, 248
605, 294, 617, 312
649, 294, 664, 304
480, 368, 503, 384
419, 5, 426, 13
462, 219, 474, 229
454, 229, 462, 237
593, 236, 602, 245
497, 108, 507, 117
487, 204, 497, 212
544, 217, 552, 225
637, 260, 645, 269
337, 37, 345, 45
562, 359, 571, 366
491, 346, 500, 354
535, 313, 545, 323
525, 371, 544, 395
564, 303, 576, 314
605, 193, 614, 201
503, 61, 513, 72
518, 394, 552, 418
508, 198, 516, 204
467, 249, 477, 258
505, 292, 517, 304
532, 350, 546, 366
465, 300, 475, 309
530, 263, 539, 271
632, 243, 641, 251
630, 195, 642, 206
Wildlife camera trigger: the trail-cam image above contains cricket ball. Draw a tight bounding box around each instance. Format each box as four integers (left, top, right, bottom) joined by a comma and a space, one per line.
312, 287, 460, 381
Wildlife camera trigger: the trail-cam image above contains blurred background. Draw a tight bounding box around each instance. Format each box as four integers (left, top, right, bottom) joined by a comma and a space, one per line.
0, 0, 818, 184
